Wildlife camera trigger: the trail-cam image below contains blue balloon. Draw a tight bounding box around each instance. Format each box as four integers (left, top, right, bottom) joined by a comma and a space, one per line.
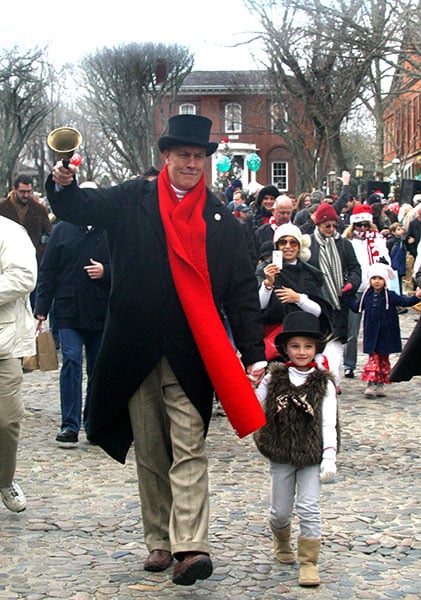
216, 155, 231, 172
246, 153, 261, 172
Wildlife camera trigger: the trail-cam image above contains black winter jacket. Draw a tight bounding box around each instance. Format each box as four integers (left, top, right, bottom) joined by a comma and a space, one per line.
35, 222, 110, 330
46, 176, 265, 463
308, 234, 361, 342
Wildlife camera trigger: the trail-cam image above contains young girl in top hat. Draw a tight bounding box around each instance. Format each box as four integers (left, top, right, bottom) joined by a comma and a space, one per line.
348, 262, 421, 397
254, 311, 338, 587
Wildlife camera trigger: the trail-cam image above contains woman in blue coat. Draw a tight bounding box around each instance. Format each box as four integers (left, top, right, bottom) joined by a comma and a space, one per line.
349, 263, 421, 397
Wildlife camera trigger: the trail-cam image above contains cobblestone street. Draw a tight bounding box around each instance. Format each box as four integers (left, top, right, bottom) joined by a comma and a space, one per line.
1, 312, 420, 599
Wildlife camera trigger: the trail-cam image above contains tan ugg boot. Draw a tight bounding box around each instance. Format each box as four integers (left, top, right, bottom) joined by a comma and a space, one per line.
270, 523, 296, 564
297, 536, 321, 586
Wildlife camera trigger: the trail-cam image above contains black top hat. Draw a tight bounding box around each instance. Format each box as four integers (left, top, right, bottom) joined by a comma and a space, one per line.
274, 312, 323, 350
158, 115, 218, 156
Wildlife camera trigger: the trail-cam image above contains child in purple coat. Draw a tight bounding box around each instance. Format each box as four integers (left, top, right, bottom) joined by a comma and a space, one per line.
349, 263, 421, 397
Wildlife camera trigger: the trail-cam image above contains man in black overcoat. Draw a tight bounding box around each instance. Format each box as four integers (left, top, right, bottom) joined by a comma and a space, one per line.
46, 115, 266, 587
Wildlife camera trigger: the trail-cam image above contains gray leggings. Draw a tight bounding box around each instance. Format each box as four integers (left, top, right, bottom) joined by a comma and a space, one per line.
269, 462, 321, 538
344, 297, 363, 370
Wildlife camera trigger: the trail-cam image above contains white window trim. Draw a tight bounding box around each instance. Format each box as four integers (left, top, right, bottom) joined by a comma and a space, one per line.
179, 103, 196, 115
272, 161, 288, 192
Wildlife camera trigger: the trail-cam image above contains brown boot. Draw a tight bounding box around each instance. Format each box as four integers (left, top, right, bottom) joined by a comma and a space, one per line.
297, 536, 320, 586
270, 523, 296, 564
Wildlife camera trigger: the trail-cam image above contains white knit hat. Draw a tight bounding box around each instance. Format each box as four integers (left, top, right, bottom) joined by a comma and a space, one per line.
359, 262, 395, 311
273, 224, 311, 262
367, 262, 395, 286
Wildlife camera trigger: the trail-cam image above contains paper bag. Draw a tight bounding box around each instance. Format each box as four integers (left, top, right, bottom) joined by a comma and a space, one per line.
36, 329, 59, 371
22, 353, 39, 371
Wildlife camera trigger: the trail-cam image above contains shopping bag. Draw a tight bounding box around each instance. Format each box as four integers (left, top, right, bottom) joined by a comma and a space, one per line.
22, 353, 39, 371
36, 326, 59, 371
388, 269, 401, 295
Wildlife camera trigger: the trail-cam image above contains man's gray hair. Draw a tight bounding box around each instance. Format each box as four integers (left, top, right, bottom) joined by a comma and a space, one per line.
274, 194, 293, 209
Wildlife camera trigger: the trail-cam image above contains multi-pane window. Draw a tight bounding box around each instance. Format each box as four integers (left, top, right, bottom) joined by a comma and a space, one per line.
272, 161, 288, 191
225, 103, 242, 133
270, 102, 288, 132
179, 103, 196, 115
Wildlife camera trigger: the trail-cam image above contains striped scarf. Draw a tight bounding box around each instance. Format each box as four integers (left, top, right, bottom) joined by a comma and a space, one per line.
314, 228, 343, 310
354, 229, 380, 264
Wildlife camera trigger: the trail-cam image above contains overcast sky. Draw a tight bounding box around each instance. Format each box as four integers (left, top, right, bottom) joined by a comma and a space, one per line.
1, 0, 265, 71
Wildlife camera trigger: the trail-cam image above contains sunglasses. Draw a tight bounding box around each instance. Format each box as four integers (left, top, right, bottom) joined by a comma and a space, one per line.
277, 238, 299, 248
322, 223, 337, 229
354, 222, 371, 228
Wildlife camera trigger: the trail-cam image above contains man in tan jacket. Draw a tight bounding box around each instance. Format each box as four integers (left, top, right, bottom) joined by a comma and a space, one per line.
0, 216, 37, 512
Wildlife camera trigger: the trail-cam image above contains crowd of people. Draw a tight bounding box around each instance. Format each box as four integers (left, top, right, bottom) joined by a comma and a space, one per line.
224, 171, 421, 393
1, 115, 420, 590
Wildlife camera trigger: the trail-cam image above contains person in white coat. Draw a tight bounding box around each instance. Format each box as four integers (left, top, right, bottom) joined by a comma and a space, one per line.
0, 216, 37, 512
342, 204, 390, 378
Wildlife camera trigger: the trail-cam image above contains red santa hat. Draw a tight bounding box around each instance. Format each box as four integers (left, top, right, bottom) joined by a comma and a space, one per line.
350, 204, 373, 224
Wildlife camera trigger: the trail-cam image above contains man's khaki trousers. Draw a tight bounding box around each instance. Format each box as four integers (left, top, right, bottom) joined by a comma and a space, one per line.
0, 358, 24, 487
128, 356, 209, 557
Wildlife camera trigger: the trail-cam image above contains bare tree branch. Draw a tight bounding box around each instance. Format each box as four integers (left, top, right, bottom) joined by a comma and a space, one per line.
77, 43, 194, 178
0, 46, 54, 194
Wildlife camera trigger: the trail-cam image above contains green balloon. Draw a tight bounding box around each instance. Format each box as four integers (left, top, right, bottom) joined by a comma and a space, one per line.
246, 153, 261, 172
216, 155, 231, 172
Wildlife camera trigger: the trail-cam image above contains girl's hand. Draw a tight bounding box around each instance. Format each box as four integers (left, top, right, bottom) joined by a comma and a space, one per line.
320, 458, 336, 483
246, 364, 266, 387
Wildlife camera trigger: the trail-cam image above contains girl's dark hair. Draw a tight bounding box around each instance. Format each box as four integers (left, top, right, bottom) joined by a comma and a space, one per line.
279, 334, 329, 359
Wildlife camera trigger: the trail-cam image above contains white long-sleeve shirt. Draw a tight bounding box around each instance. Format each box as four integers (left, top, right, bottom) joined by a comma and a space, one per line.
259, 285, 322, 316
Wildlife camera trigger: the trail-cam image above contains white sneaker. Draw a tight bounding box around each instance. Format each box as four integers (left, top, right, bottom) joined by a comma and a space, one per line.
0, 480, 26, 512
364, 384, 376, 397
376, 384, 387, 397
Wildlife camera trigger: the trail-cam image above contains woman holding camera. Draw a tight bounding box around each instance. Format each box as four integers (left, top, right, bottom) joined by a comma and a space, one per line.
256, 224, 331, 361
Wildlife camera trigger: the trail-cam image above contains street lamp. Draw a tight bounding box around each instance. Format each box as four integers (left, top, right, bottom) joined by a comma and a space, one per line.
391, 157, 400, 178
355, 164, 364, 200
391, 157, 401, 201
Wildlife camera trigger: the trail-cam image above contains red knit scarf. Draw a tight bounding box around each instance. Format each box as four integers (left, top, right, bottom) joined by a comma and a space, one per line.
355, 229, 380, 264
158, 166, 265, 437
285, 361, 318, 370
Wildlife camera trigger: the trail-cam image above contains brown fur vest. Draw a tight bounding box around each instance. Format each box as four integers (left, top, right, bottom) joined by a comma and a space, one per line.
254, 363, 337, 467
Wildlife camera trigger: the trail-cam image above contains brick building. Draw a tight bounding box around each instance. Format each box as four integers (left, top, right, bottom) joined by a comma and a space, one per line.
159, 70, 310, 195
383, 48, 421, 201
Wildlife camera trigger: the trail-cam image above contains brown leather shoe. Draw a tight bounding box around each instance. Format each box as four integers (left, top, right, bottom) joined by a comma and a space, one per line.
172, 553, 213, 586
144, 549, 172, 572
